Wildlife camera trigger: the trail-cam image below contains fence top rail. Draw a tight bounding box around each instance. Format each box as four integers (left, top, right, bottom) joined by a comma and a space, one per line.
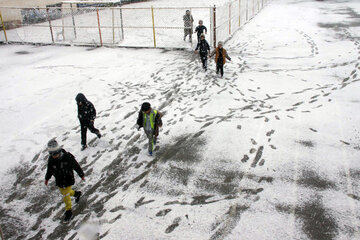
62, 0, 119, 3
0, 6, 213, 10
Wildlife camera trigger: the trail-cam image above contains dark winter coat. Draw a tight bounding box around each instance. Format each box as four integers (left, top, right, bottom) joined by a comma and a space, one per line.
137, 109, 163, 137
195, 39, 210, 54
195, 25, 207, 36
45, 149, 84, 188
75, 93, 96, 124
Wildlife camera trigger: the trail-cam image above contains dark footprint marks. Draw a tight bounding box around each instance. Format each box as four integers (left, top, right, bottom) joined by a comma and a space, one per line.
241, 155, 249, 163
135, 197, 155, 208
297, 169, 336, 190
297, 140, 315, 148
15, 51, 30, 55
156, 209, 172, 217
276, 197, 338, 240
266, 130, 275, 137
201, 121, 213, 129
165, 217, 181, 233
251, 146, 264, 168
209, 204, 249, 240
269, 145, 277, 150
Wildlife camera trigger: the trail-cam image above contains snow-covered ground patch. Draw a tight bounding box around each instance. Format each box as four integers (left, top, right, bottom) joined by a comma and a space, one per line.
1, 0, 360, 239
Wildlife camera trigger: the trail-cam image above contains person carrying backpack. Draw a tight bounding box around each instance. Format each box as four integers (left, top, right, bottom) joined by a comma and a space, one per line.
44, 139, 85, 222
75, 93, 101, 151
136, 102, 163, 156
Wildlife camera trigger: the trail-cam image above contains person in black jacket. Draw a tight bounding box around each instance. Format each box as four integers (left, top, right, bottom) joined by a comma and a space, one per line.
75, 93, 101, 151
136, 102, 163, 156
194, 20, 207, 43
195, 34, 210, 71
44, 139, 85, 221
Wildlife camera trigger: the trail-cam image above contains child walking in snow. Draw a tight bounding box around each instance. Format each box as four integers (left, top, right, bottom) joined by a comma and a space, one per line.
44, 139, 85, 222
209, 41, 231, 77
136, 102, 163, 156
195, 33, 210, 71
75, 93, 102, 151
194, 20, 207, 43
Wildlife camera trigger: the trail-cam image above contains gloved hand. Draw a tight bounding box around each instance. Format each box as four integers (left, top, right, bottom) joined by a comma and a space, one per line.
45, 180, 48, 186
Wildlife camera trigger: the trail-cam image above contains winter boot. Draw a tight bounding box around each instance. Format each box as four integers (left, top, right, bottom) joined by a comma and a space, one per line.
96, 132, 102, 139
148, 151, 153, 156
81, 145, 87, 151
64, 210, 73, 222
74, 191, 82, 203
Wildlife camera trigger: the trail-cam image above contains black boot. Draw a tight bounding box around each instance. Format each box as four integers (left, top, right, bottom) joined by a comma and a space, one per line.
96, 132, 102, 139
64, 210, 73, 222
74, 191, 82, 203
81, 145, 87, 151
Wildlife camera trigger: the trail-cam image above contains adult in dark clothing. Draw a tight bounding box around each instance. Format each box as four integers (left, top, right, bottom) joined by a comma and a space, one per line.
75, 93, 101, 151
194, 20, 207, 43
183, 10, 194, 42
210, 41, 232, 77
195, 34, 210, 71
45, 139, 85, 221
136, 102, 163, 156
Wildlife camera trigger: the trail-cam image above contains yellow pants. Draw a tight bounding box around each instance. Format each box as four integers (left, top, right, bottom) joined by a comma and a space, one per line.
59, 186, 75, 211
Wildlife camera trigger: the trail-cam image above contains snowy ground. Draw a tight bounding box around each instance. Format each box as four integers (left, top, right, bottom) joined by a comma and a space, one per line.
1, 0, 360, 239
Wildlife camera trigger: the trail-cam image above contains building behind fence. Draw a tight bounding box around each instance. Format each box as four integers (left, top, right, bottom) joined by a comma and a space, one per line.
0, 0, 270, 48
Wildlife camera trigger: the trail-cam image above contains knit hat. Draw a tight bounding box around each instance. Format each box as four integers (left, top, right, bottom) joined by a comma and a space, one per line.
199, 20, 203, 24
47, 139, 62, 153
141, 102, 151, 112
218, 41, 223, 46
200, 33, 205, 38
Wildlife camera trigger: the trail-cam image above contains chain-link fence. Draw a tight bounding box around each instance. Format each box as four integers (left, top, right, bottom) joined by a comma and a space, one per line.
0, 0, 270, 48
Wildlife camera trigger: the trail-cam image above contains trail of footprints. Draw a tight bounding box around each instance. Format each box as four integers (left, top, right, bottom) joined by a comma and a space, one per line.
5, 26, 360, 239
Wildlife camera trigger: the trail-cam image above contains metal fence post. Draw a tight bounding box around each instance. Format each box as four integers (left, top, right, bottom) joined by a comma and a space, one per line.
229, 2, 231, 35
209, 7, 212, 47
246, 0, 248, 21
0, 10, 8, 43
46, 8, 55, 43
70, 3, 77, 38
96, 8, 103, 46
61, 14, 66, 41
213, 5, 216, 48
239, 0, 241, 27
151, 6, 156, 48
252, 0, 254, 17
119, 8, 124, 40
112, 8, 115, 44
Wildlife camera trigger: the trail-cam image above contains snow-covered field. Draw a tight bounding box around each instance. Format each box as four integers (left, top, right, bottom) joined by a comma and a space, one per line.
1, 0, 360, 239
0, 0, 259, 48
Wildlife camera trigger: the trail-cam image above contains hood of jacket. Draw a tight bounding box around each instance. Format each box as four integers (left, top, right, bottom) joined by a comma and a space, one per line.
75, 93, 88, 104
